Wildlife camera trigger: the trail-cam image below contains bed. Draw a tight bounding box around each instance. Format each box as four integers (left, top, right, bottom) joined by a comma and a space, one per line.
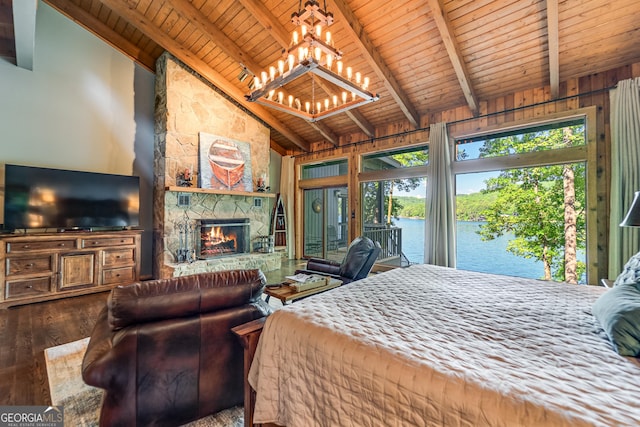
248, 264, 640, 426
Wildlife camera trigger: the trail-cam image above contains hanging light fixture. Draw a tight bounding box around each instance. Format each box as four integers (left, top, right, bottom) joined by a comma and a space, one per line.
244, 0, 379, 122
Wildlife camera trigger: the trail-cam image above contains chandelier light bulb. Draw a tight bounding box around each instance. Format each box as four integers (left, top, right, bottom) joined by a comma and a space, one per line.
337, 61, 343, 75
326, 31, 331, 45
314, 47, 322, 61
278, 60, 285, 76
333, 95, 338, 107
316, 101, 321, 113
325, 98, 329, 110
355, 72, 361, 84
295, 98, 301, 110
269, 66, 276, 82
363, 76, 370, 90
342, 91, 347, 104
305, 101, 310, 113
292, 31, 299, 45
315, 24, 322, 38
352, 92, 356, 101
298, 47, 305, 62
269, 89, 275, 100
326, 54, 333, 69
278, 91, 284, 104
261, 71, 268, 85
347, 67, 352, 80
301, 25, 307, 36
254, 76, 261, 90
288, 54, 295, 71
288, 95, 293, 107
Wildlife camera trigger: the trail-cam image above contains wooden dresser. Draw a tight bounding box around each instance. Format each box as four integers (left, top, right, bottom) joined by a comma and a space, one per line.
0, 230, 141, 308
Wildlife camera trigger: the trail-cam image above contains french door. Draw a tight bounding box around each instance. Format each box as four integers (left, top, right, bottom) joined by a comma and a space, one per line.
303, 186, 348, 259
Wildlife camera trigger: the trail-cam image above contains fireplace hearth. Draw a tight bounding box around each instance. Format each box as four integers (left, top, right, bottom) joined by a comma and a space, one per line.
197, 218, 250, 259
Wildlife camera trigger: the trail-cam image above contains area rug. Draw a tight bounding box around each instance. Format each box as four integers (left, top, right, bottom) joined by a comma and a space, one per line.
44, 338, 243, 426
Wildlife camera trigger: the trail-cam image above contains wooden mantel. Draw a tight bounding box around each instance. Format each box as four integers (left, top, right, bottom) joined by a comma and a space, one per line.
165, 186, 276, 198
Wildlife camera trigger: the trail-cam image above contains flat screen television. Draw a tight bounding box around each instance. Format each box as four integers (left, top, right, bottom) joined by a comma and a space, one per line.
3, 164, 140, 232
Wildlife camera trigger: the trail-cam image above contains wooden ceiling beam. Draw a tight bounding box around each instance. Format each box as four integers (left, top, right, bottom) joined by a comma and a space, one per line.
44, 0, 156, 72
309, 121, 339, 146
331, 0, 421, 128
96, 0, 310, 152
546, 0, 560, 98
425, 0, 479, 115
167, 0, 263, 76
238, 0, 376, 141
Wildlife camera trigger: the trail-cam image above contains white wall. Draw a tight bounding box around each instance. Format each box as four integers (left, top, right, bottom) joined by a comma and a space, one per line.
0, 1, 156, 276
0, 1, 135, 176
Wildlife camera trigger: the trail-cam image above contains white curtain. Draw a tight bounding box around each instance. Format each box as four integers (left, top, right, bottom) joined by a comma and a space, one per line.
424, 122, 456, 267
280, 155, 296, 259
609, 77, 640, 278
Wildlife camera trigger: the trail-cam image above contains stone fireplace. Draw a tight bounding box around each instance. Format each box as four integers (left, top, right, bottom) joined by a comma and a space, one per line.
153, 53, 282, 279
198, 218, 250, 259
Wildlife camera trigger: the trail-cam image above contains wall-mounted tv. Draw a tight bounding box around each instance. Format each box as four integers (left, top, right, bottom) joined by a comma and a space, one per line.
3, 164, 140, 232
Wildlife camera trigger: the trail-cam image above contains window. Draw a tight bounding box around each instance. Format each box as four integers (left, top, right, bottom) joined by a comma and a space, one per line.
453, 111, 596, 284
301, 159, 348, 179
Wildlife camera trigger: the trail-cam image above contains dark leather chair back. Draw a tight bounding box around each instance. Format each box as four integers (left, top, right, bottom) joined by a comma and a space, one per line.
339, 236, 381, 281
82, 269, 272, 427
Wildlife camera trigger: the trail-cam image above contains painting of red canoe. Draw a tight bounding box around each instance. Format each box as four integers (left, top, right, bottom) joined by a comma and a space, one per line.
199, 133, 253, 191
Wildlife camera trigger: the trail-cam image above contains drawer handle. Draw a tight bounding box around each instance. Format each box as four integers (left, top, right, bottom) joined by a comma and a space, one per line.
58, 243, 65, 247
26, 285, 33, 289
26, 263, 34, 268
116, 255, 121, 259
23, 245, 30, 249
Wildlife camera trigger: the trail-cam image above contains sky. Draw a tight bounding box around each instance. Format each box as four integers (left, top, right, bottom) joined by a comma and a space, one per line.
396, 171, 499, 197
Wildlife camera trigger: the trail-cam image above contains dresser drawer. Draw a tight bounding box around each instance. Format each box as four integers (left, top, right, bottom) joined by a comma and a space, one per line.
82, 237, 136, 248
7, 239, 76, 253
6, 255, 54, 276
5, 277, 53, 299
103, 248, 135, 267
102, 266, 135, 285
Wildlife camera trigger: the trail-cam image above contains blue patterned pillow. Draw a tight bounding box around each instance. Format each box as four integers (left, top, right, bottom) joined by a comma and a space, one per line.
592, 282, 640, 356
613, 251, 640, 286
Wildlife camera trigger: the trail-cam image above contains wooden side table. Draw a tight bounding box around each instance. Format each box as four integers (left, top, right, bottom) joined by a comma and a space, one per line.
232, 317, 266, 427
264, 278, 342, 304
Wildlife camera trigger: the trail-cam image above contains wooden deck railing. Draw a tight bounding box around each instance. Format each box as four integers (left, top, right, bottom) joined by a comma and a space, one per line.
363, 224, 402, 260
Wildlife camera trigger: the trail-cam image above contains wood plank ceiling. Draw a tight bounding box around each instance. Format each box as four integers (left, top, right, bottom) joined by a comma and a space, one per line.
6, 0, 640, 154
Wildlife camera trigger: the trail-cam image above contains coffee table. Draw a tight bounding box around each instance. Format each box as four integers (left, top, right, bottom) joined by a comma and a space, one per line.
264, 277, 342, 304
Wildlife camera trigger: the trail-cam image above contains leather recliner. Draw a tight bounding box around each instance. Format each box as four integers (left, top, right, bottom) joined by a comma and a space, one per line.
82, 269, 272, 427
296, 236, 381, 284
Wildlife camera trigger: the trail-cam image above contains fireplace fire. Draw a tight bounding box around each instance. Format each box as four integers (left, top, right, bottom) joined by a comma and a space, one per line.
197, 218, 250, 259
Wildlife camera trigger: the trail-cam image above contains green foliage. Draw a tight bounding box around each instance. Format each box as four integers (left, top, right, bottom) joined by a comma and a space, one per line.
477, 125, 586, 282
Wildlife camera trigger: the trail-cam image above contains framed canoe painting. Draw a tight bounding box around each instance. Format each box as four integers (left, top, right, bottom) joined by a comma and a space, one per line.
199, 133, 253, 191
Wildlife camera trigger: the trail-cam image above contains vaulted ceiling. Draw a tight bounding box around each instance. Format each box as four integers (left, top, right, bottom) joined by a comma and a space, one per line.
3, 0, 640, 154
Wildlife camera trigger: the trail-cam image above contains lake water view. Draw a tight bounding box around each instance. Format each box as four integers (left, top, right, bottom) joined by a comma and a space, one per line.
396, 217, 547, 280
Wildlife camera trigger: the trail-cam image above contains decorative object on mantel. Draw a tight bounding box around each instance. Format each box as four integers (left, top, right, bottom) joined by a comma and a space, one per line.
199, 132, 253, 192
243, 0, 379, 122
255, 174, 270, 192
176, 166, 194, 187
176, 213, 198, 263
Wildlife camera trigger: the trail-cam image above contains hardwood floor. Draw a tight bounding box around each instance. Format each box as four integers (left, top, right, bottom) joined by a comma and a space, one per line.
0, 259, 302, 406
0, 291, 108, 405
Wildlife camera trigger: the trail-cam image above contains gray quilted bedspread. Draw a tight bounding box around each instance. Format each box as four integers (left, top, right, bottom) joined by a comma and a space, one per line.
249, 264, 640, 426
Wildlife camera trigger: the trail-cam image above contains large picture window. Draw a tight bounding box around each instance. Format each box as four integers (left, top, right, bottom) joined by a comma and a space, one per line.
453, 109, 596, 284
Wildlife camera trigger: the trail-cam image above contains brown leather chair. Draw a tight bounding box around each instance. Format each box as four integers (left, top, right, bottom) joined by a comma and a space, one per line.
297, 236, 381, 284
82, 269, 272, 427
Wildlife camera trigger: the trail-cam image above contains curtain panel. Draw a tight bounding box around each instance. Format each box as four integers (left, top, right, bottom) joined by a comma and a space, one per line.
609, 77, 640, 278
424, 122, 456, 267
280, 155, 295, 259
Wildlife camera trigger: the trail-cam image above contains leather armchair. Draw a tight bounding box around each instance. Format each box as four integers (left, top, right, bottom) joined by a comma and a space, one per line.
82, 269, 272, 427
297, 236, 381, 284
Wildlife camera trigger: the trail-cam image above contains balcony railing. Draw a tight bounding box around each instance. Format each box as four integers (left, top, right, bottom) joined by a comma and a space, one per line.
363, 224, 402, 260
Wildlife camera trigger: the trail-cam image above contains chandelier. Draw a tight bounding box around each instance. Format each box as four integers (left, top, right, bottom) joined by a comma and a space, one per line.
244, 0, 379, 122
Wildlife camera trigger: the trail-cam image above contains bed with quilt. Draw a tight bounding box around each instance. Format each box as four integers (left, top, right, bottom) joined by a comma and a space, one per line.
248, 263, 640, 426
